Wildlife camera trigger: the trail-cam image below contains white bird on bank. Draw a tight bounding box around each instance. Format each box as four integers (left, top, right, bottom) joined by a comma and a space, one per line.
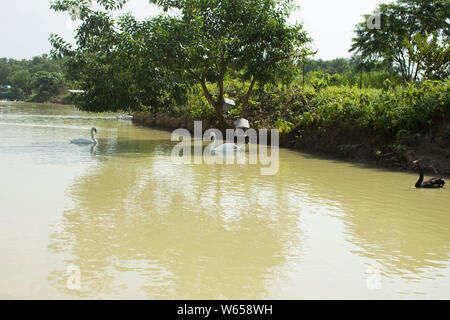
210, 132, 242, 154
117, 114, 133, 120
70, 127, 98, 144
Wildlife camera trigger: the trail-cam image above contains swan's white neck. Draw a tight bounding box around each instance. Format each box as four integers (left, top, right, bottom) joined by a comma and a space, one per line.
211, 135, 216, 152
91, 129, 97, 143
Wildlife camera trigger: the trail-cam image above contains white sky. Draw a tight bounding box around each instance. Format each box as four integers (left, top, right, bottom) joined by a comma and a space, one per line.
0, 0, 388, 60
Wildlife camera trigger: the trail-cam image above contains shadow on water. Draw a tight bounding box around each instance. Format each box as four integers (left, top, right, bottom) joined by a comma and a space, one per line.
298, 148, 450, 179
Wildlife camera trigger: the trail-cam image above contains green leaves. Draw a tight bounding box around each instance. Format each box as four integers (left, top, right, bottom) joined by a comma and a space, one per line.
51, 0, 127, 12
49, 0, 311, 119
8, 70, 31, 95
350, 0, 449, 83
294, 79, 449, 144
31, 71, 65, 100
276, 118, 294, 133
0, 55, 66, 100
404, 32, 450, 80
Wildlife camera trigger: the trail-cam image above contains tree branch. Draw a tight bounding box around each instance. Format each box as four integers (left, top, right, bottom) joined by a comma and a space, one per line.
188, 68, 216, 108
241, 77, 257, 110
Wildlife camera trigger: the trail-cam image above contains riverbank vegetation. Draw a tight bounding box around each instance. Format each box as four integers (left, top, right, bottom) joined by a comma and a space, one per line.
47, 0, 450, 171
132, 76, 449, 171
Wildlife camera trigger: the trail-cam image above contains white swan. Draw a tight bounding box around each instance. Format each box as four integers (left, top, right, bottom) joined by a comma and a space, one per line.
210, 132, 242, 154
70, 127, 98, 144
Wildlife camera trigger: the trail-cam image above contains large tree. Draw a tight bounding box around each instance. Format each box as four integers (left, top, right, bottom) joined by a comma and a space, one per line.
147, 0, 310, 126
50, 0, 311, 125
350, 0, 449, 82
50, 9, 188, 113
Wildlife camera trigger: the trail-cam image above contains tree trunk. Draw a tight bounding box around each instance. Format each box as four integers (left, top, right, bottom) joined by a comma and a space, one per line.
198, 78, 225, 127
241, 77, 257, 111
360, 58, 363, 89
302, 62, 305, 87
413, 61, 420, 82
189, 68, 227, 129
197, 77, 215, 107
216, 74, 227, 129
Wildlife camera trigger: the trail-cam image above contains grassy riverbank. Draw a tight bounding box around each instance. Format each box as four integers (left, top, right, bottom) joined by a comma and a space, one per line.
133, 79, 450, 175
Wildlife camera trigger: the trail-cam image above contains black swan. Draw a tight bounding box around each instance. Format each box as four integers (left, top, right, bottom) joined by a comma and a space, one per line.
412, 160, 445, 188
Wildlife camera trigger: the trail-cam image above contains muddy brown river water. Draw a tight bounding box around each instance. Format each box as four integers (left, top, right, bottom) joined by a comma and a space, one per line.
0, 101, 449, 299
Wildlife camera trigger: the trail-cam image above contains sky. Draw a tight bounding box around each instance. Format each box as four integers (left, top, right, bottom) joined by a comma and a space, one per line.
0, 0, 388, 60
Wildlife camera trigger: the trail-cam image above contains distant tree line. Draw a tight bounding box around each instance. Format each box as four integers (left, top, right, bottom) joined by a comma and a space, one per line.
0, 54, 68, 101
297, 57, 404, 89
